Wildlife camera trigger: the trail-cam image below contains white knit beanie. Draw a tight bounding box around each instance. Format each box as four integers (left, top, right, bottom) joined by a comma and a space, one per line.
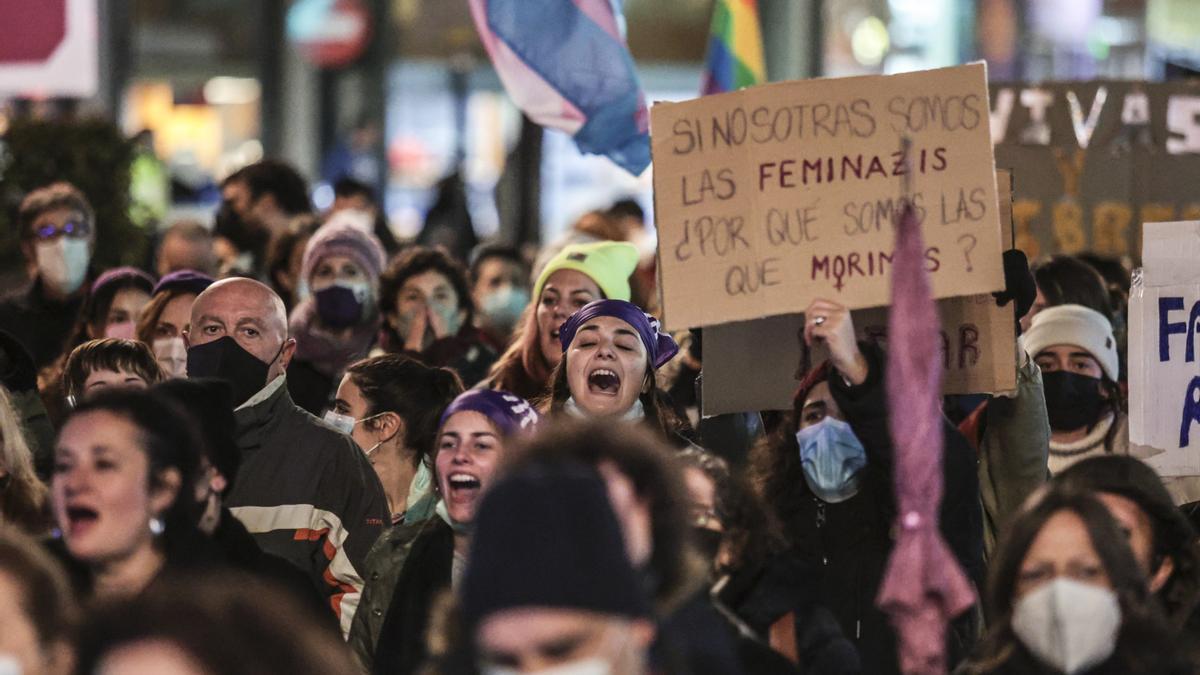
1020, 304, 1119, 381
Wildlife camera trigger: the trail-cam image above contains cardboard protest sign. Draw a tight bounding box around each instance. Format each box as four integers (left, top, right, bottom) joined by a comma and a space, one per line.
651, 62, 1005, 331
702, 170, 1017, 416
990, 81, 1200, 260
1129, 221, 1200, 477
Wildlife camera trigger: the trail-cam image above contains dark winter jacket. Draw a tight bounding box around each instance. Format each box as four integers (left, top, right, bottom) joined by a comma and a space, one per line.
653, 590, 745, 675
210, 506, 334, 630
0, 278, 86, 369
785, 344, 983, 675
226, 377, 389, 637
371, 518, 455, 675
715, 553, 860, 674
348, 517, 432, 673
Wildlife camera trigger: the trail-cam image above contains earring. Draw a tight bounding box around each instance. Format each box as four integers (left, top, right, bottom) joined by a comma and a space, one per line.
149, 516, 165, 536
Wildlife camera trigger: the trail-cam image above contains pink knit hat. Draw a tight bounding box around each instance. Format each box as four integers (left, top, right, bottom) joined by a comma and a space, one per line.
300, 215, 387, 284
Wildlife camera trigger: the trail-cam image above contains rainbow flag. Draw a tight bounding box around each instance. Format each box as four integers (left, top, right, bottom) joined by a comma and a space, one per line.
702, 0, 766, 95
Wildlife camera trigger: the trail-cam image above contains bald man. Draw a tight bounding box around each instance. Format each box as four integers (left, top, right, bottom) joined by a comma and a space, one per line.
185, 278, 387, 637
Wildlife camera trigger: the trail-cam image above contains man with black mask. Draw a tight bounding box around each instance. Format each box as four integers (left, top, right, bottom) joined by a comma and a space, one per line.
1025, 304, 1200, 506
214, 160, 312, 277
185, 277, 387, 638
1023, 305, 1129, 470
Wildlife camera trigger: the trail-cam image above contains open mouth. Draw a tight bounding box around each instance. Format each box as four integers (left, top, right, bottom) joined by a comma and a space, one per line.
447, 472, 482, 498
588, 368, 621, 396
65, 505, 99, 535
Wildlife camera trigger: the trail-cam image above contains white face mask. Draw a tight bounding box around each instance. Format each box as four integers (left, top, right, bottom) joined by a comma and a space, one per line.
323, 409, 356, 435
482, 658, 611, 675
153, 337, 188, 378
322, 410, 388, 455
35, 238, 90, 295
1011, 577, 1121, 674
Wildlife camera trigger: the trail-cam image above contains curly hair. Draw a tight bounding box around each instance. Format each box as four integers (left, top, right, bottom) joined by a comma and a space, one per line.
379, 246, 476, 349
675, 445, 784, 573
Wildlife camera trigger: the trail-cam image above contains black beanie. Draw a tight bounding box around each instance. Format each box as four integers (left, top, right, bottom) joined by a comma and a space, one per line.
1053, 455, 1197, 555
154, 378, 240, 490
460, 460, 652, 630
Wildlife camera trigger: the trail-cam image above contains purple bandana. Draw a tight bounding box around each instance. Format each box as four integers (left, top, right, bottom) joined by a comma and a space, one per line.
439, 389, 540, 437
558, 299, 679, 369
153, 269, 214, 296
91, 266, 156, 296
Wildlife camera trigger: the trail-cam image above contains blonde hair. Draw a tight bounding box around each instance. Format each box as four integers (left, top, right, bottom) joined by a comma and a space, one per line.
0, 385, 49, 534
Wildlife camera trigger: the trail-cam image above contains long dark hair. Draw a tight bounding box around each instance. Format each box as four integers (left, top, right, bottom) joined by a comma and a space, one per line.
344, 354, 464, 469
962, 487, 1182, 673
748, 361, 831, 539
66, 390, 206, 562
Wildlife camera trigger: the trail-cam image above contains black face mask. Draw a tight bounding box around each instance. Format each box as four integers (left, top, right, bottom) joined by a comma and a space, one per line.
187, 336, 282, 407
1042, 370, 1105, 432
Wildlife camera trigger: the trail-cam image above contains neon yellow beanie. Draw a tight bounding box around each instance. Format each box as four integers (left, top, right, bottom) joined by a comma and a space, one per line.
533, 241, 640, 302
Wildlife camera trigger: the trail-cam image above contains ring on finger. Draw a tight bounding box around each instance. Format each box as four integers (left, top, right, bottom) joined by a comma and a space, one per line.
813, 316, 826, 326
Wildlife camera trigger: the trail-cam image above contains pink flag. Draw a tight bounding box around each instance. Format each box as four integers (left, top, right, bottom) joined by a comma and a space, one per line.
878, 201, 977, 673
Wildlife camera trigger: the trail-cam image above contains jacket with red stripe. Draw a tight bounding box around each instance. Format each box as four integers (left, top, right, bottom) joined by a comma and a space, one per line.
226, 376, 388, 638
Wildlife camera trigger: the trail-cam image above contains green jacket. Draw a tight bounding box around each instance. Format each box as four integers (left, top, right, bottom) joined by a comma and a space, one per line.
976, 354, 1051, 558
347, 516, 439, 673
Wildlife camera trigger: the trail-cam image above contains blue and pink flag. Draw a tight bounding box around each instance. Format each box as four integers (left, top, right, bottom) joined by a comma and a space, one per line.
468, 0, 650, 175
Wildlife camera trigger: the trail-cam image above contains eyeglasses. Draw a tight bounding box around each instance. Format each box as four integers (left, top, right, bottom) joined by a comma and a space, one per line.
33, 220, 91, 241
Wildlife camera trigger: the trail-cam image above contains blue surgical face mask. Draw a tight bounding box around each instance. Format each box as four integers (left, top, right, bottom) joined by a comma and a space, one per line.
480, 285, 530, 331
795, 416, 867, 503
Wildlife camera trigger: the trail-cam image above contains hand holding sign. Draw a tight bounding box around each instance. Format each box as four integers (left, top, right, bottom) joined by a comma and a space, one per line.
804, 299, 868, 386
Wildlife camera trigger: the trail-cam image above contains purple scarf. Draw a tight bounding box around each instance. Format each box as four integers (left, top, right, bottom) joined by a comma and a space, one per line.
557, 299, 678, 369
288, 298, 379, 378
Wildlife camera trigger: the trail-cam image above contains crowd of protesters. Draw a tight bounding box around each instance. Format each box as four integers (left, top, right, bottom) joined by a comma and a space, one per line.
1, 160, 1198, 675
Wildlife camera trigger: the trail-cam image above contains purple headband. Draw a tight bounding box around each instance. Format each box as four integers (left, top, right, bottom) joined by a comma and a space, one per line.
558, 299, 679, 369
91, 266, 156, 296
439, 389, 540, 437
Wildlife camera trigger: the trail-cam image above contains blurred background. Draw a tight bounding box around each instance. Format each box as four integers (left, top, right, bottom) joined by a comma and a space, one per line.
0, 0, 1197, 259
